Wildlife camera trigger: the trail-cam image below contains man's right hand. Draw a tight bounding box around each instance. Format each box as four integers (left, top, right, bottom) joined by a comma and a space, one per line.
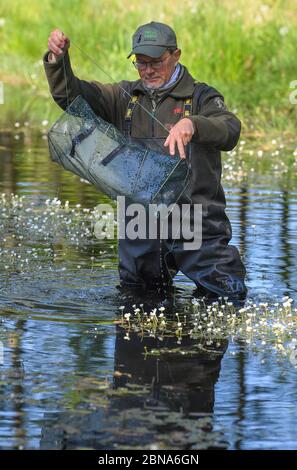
48, 29, 70, 61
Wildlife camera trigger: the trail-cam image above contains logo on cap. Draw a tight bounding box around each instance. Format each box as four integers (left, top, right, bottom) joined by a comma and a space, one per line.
143, 29, 158, 41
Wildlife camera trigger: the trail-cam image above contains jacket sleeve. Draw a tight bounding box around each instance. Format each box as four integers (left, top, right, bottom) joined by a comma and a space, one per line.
43, 50, 128, 126
188, 85, 241, 151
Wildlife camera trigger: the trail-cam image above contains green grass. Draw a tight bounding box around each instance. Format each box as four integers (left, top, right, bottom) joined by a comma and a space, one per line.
1, 0, 297, 132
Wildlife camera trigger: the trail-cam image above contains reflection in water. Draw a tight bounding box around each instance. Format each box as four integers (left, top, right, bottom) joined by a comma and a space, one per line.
1, 133, 297, 449
234, 349, 246, 451
226, 186, 297, 300
39, 312, 228, 450
113, 326, 227, 415
238, 185, 248, 259
279, 189, 294, 294
6, 319, 26, 450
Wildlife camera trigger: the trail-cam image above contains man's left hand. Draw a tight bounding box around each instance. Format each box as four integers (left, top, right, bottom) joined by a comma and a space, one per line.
164, 118, 194, 159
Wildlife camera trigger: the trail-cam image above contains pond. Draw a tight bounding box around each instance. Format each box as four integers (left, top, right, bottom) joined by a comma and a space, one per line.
0, 129, 297, 450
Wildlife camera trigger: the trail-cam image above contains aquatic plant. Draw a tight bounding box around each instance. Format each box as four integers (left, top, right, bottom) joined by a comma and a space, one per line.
0, 193, 112, 273
118, 296, 297, 367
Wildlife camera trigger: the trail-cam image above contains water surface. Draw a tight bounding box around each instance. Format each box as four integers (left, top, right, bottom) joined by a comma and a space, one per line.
0, 131, 297, 449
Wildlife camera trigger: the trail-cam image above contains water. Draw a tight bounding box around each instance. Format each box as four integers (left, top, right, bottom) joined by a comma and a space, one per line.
0, 130, 297, 450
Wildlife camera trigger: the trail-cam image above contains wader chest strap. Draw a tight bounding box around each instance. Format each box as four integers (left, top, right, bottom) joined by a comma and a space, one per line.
183, 97, 193, 117
124, 82, 204, 136
124, 95, 139, 137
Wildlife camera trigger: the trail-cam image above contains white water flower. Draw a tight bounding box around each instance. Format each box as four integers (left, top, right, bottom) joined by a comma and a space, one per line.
272, 322, 285, 331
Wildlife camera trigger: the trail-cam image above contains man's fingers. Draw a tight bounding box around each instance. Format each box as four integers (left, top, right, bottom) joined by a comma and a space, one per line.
165, 122, 193, 158
177, 138, 186, 159
48, 41, 61, 55
164, 134, 176, 157
55, 29, 64, 42
48, 40, 63, 55
169, 136, 176, 156
48, 29, 70, 56
48, 36, 62, 53
182, 134, 189, 146
165, 135, 186, 158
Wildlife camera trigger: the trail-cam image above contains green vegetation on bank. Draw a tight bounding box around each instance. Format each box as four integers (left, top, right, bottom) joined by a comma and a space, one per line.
0, 0, 297, 132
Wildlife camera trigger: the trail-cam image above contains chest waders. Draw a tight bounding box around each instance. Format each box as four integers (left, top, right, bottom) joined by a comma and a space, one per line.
119, 87, 247, 303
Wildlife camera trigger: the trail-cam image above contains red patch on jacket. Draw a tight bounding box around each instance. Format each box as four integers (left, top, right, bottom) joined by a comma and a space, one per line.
173, 107, 183, 115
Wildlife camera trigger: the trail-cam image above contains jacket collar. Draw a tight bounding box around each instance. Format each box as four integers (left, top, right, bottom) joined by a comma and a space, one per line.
132, 65, 197, 98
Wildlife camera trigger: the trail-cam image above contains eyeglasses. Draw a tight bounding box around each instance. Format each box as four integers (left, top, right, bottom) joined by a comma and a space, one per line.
133, 53, 172, 71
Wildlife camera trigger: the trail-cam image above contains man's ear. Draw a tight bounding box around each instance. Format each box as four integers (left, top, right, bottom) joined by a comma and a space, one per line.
174, 48, 181, 65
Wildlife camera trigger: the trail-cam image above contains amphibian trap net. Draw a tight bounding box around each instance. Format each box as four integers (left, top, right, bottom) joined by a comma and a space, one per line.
48, 96, 190, 206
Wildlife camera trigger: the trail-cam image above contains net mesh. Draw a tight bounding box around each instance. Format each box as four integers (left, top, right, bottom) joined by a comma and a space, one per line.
48, 95, 190, 205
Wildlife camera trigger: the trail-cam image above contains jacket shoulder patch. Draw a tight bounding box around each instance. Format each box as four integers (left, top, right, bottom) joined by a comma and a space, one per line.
214, 97, 226, 109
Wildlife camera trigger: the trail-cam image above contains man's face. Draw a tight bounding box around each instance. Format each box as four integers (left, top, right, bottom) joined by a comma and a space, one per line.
135, 49, 181, 89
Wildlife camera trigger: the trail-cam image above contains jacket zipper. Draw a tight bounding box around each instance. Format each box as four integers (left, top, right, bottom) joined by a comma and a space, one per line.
151, 99, 157, 137
151, 96, 168, 137
150, 92, 176, 136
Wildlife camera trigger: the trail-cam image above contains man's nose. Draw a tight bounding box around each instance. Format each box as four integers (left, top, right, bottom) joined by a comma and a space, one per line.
145, 63, 155, 73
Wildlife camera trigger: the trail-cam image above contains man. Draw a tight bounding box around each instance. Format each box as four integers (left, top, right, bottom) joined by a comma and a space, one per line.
44, 21, 247, 302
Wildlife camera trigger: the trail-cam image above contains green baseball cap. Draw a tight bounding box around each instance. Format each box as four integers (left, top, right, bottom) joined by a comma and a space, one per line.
127, 21, 177, 59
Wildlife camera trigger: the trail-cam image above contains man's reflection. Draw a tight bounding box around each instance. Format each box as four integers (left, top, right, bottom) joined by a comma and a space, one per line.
40, 289, 228, 449
114, 325, 228, 415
